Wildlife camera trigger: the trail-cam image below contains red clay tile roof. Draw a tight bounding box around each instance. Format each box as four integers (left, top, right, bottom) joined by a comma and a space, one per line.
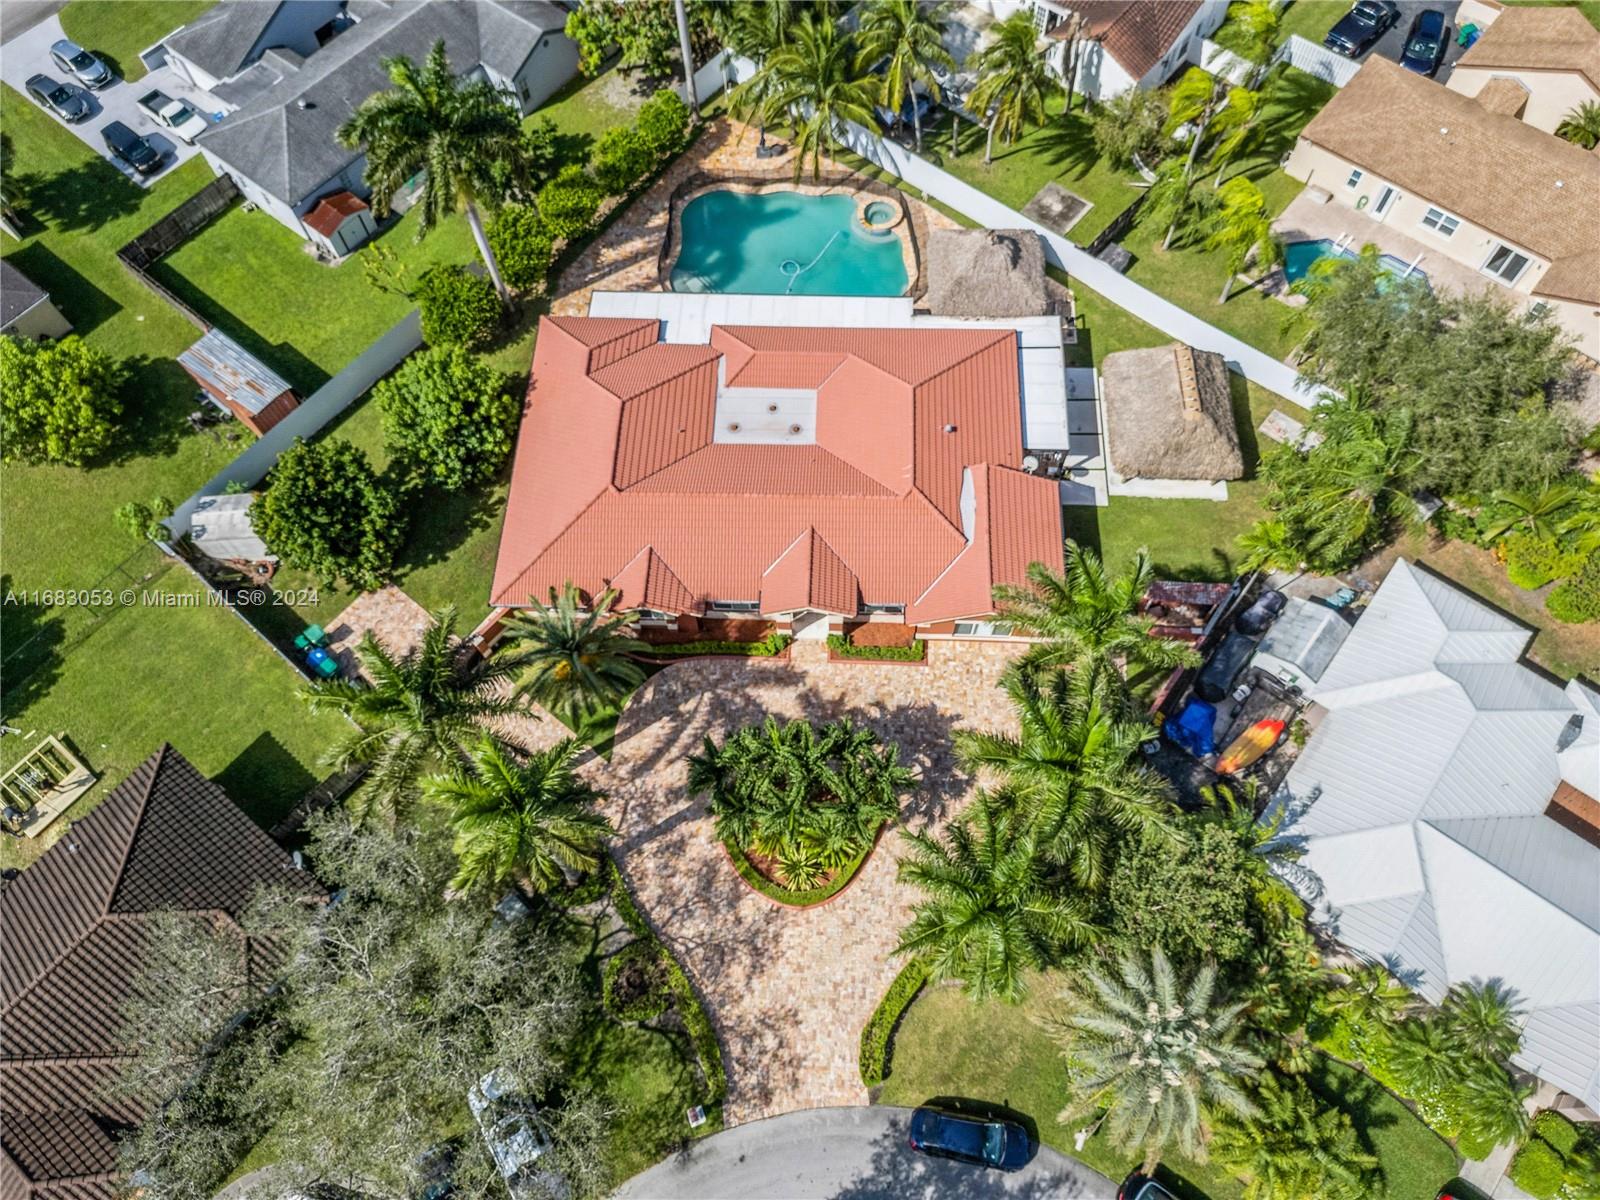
0, 745, 315, 1200
491, 318, 1062, 623
607, 546, 699, 614
1048, 1, 1202, 81
303, 189, 369, 238
761, 528, 861, 616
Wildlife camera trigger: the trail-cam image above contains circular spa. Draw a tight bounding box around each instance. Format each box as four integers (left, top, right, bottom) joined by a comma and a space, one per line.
670, 189, 910, 296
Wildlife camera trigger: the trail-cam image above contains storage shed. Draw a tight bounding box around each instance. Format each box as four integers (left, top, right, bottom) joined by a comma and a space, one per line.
177, 328, 298, 434
1249, 596, 1352, 693
189, 493, 276, 568
303, 189, 376, 257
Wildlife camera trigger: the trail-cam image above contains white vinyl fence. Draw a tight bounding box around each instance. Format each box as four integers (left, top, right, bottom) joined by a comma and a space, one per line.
1273, 34, 1363, 88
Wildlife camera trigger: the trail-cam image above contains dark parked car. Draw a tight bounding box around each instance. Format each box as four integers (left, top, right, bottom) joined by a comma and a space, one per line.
1195, 630, 1261, 703
1324, 0, 1401, 57
49, 37, 113, 89
1235, 589, 1288, 636
25, 73, 90, 122
1120, 1175, 1180, 1200
101, 121, 163, 176
907, 1107, 1030, 1172
1399, 9, 1449, 75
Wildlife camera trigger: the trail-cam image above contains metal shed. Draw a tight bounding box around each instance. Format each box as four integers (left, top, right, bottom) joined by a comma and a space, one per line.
189, 493, 276, 564
177, 328, 299, 435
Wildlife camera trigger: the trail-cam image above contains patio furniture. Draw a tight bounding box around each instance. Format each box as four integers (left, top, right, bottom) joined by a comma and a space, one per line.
294, 624, 327, 650
305, 646, 339, 678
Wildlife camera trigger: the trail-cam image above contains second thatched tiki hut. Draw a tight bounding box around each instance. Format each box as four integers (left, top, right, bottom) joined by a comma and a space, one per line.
1101, 344, 1245, 482
922, 228, 1050, 318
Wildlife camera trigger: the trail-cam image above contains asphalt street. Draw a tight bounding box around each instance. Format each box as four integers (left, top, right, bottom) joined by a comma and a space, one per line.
612, 1106, 1120, 1200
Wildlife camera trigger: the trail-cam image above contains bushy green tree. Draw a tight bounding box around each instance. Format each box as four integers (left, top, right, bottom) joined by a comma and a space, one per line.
251, 438, 406, 590
1211, 1075, 1377, 1200
539, 163, 607, 240
114, 495, 174, 542
634, 87, 692, 158
1547, 549, 1600, 623
0, 334, 123, 465
414, 263, 501, 347
1209, 0, 1283, 86
590, 125, 656, 193
1089, 87, 1169, 171
487, 203, 555, 292
374, 345, 518, 490
565, 0, 713, 78
1105, 821, 1261, 968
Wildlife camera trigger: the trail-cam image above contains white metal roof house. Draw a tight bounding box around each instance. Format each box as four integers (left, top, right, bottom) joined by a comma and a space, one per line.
151, 0, 578, 255
1273, 558, 1600, 1113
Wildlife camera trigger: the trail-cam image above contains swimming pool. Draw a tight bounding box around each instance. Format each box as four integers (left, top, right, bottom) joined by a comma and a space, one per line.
1283, 239, 1431, 291
670, 190, 910, 296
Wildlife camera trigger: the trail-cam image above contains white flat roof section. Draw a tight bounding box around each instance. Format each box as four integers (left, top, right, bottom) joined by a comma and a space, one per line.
713, 387, 817, 444
588, 291, 917, 344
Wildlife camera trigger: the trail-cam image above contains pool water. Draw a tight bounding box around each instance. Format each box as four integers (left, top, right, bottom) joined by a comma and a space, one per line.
671, 190, 909, 296
1283, 239, 1431, 292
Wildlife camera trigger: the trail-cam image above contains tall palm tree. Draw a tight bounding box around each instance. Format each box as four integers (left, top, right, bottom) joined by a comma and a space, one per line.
740, 13, 878, 181
1049, 946, 1262, 1171
1211, 1076, 1378, 1200
1440, 979, 1525, 1064
994, 543, 1201, 687
955, 665, 1178, 888
303, 606, 521, 823
968, 11, 1052, 165
338, 41, 525, 301
1209, 0, 1284, 88
1205, 87, 1263, 188
1165, 67, 1230, 182
1207, 176, 1282, 304
857, 0, 956, 153
895, 789, 1094, 1002
1323, 962, 1414, 1028
1143, 157, 1215, 251
424, 734, 613, 895
1480, 484, 1583, 542
495, 584, 646, 723
1556, 99, 1600, 149
723, 0, 802, 150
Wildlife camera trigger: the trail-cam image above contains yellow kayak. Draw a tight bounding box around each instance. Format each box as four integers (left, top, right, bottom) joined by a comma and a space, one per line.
1218, 719, 1285, 775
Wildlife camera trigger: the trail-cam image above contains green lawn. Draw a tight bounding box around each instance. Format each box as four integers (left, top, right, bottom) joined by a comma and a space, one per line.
879, 977, 1460, 1200
58, 0, 217, 83
1276, 0, 1349, 48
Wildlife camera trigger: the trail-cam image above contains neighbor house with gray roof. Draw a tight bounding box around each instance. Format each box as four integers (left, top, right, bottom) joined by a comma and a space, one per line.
152, 0, 578, 255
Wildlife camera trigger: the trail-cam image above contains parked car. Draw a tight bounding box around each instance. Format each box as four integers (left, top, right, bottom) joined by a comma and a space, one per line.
1399, 8, 1449, 75
1235, 589, 1288, 636
1323, 0, 1401, 57
101, 121, 164, 176
24, 73, 90, 122
907, 1106, 1029, 1172
1120, 1175, 1179, 1200
49, 37, 113, 89
1195, 630, 1261, 703
875, 93, 934, 133
467, 1070, 567, 1200
137, 89, 207, 143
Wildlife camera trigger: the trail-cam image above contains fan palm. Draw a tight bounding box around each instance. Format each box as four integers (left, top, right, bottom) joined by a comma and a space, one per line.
1323, 962, 1414, 1029
1556, 99, 1600, 149
740, 13, 878, 181
1480, 484, 1583, 542
425, 735, 612, 895
1440, 979, 1525, 1064
992, 543, 1200, 689
1211, 1075, 1378, 1200
968, 11, 1052, 165
1209, 0, 1284, 87
1206, 176, 1283, 304
1049, 946, 1262, 1171
495, 584, 645, 723
338, 41, 524, 301
303, 606, 521, 823
894, 788, 1094, 1001
857, 0, 956, 152
1387, 1016, 1464, 1092
955, 665, 1178, 888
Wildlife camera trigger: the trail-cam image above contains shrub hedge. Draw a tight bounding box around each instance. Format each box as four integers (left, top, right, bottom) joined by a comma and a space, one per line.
486, 203, 555, 292
724, 837, 872, 907
859, 959, 930, 1087
826, 635, 926, 662
1547, 550, 1600, 624
538, 164, 607, 241
1532, 1109, 1583, 1158
636, 632, 792, 659
590, 125, 657, 194
1503, 533, 1578, 590
1510, 1139, 1567, 1200
602, 939, 671, 1022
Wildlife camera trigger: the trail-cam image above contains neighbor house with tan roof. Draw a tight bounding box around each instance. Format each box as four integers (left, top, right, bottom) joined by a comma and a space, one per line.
1284, 57, 1600, 360
486, 313, 1067, 645
1445, 3, 1600, 136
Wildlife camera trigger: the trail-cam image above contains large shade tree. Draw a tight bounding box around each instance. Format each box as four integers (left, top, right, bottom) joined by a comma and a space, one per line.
339, 40, 524, 300
968, 11, 1052, 165
496, 584, 646, 724
856, 0, 956, 152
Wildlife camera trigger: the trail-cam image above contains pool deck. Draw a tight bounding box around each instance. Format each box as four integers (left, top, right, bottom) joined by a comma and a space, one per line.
551, 117, 961, 317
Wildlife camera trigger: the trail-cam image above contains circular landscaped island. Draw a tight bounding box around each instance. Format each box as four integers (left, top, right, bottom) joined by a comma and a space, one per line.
687, 717, 916, 907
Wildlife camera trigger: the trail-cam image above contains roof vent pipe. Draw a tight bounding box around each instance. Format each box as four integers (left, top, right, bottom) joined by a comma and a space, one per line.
943, 424, 957, 433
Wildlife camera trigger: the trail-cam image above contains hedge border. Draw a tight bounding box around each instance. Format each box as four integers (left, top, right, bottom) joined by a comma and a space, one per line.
825, 635, 927, 663
859, 958, 931, 1087
633, 634, 793, 660
721, 836, 875, 908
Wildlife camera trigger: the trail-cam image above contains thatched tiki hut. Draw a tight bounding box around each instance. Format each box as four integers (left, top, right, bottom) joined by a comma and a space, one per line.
1101, 344, 1245, 482
922, 228, 1050, 318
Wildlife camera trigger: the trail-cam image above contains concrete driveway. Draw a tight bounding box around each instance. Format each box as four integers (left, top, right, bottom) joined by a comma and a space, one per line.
1344, 0, 1469, 83
0, 12, 214, 187
612, 1107, 1119, 1200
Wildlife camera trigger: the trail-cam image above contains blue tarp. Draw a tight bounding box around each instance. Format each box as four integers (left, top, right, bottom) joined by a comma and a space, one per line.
1164, 698, 1218, 758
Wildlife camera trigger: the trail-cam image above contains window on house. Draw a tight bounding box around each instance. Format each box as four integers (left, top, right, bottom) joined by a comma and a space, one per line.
1483, 244, 1531, 284
1420, 207, 1459, 237
862, 603, 905, 616
636, 608, 676, 624
1345, 168, 1363, 189
952, 620, 1015, 637
706, 600, 760, 613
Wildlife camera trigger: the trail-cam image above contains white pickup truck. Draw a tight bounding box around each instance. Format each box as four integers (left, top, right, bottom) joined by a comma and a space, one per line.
137, 89, 207, 145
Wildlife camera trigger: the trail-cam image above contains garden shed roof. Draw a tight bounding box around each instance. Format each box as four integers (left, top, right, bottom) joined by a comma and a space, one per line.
177, 327, 294, 415
0, 260, 49, 329
923, 229, 1050, 319
1100, 344, 1244, 481
189, 493, 276, 561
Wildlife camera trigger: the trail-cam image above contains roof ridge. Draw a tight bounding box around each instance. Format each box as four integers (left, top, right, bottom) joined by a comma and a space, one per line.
101, 743, 173, 919
1418, 817, 1600, 933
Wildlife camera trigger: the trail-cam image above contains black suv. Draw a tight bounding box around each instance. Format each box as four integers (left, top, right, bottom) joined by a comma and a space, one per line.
1324, 0, 1401, 57
907, 1107, 1030, 1172
101, 121, 163, 176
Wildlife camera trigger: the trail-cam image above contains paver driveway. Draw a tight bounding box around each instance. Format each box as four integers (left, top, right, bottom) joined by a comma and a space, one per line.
510, 638, 1022, 1123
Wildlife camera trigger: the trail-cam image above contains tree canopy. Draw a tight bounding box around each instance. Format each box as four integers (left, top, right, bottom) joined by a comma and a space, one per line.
375, 345, 518, 490
251, 438, 406, 590
0, 334, 124, 466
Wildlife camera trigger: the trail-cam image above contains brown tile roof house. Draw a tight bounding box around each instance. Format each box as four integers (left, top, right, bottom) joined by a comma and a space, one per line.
1047, 1, 1202, 80
1, 746, 312, 1200
1297, 57, 1600, 305
490, 317, 1064, 627
1455, 5, 1600, 91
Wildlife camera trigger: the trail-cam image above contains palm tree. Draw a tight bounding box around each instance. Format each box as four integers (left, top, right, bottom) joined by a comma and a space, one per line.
955, 665, 1178, 888
857, 0, 955, 153
1201, 782, 1319, 908
303, 606, 522, 823
723, 0, 802, 151
1206, 177, 1283, 304
894, 789, 1094, 1002
1451, 1063, 1533, 1150
968, 11, 1052, 165
338, 41, 525, 301
1049, 946, 1262, 1171
1236, 517, 1301, 572
675, 0, 698, 109
740, 13, 878, 181
1206, 87, 1263, 188
1165, 66, 1231, 182
1211, 1076, 1378, 1200
1323, 962, 1413, 1029
1209, 0, 1284, 88
1143, 158, 1215, 251
1440, 979, 1524, 1064
1480, 484, 1583, 542
1556, 99, 1600, 149
992, 544, 1200, 687
425, 734, 612, 895
1386, 1016, 1463, 1092
495, 584, 646, 723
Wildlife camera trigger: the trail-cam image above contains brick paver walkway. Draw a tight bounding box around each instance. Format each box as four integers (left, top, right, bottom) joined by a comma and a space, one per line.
510, 639, 1021, 1123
